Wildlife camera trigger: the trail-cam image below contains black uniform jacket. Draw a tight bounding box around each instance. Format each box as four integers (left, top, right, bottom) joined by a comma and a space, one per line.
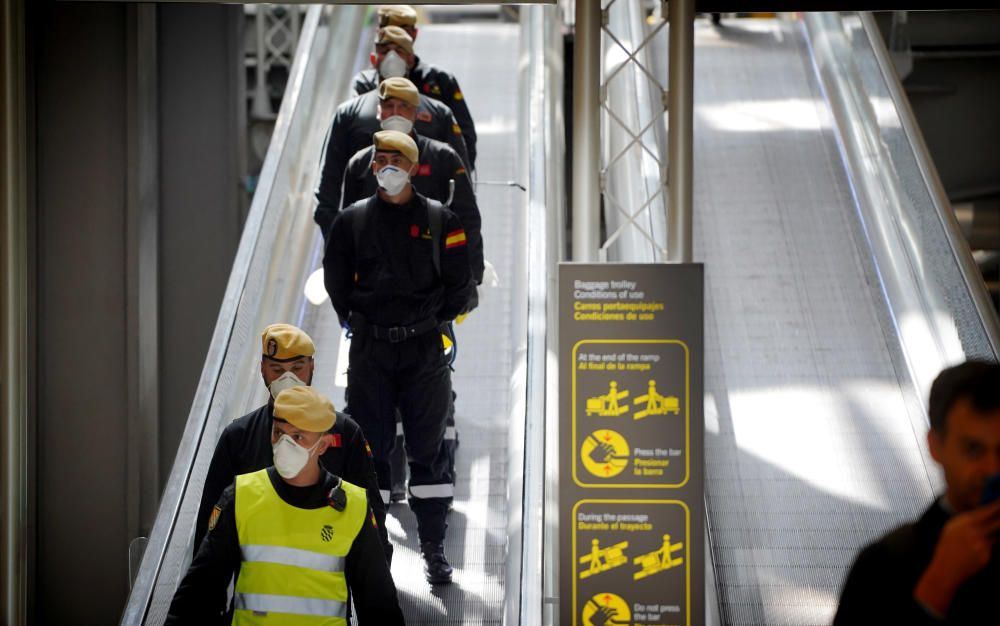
195, 403, 390, 560
342, 133, 484, 284
353, 58, 477, 170
323, 191, 474, 328
314, 90, 469, 236
166, 468, 405, 626
834, 499, 1000, 625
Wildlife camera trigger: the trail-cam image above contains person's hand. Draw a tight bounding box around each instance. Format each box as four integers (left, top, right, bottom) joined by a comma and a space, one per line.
914, 500, 1000, 615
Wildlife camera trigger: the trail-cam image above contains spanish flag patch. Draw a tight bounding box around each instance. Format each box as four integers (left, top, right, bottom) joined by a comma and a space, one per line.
445, 229, 467, 249
452, 123, 462, 135
208, 506, 222, 532
455, 167, 466, 176
454, 90, 464, 101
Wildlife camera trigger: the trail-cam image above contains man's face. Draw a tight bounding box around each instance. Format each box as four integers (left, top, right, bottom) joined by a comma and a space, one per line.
378, 97, 416, 122
260, 356, 314, 387
929, 397, 1000, 512
270, 419, 329, 454
371, 42, 415, 71
372, 151, 416, 177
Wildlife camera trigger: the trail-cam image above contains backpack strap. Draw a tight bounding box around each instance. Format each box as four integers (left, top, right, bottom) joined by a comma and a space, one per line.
351, 196, 378, 263
427, 199, 444, 278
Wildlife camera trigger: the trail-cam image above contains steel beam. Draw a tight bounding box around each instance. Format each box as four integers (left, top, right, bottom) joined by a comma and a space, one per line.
572, 0, 601, 262
668, 0, 694, 262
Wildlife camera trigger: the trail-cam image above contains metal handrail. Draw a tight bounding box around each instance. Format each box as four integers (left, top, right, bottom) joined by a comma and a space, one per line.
803, 11, 999, 408
508, 5, 566, 626
859, 11, 1000, 356
120, 5, 367, 623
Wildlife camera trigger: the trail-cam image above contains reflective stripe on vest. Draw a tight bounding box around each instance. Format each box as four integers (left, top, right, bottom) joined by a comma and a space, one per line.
233, 469, 367, 626
241, 545, 345, 573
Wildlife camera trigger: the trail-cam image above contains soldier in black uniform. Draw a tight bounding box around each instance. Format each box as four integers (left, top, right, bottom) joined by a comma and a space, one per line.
195, 323, 391, 561
324, 130, 475, 584
167, 386, 404, 625
314, 28, 469, 238
341, 77, 482, 505
353, 14, 478, 171
342, 77, 483, 283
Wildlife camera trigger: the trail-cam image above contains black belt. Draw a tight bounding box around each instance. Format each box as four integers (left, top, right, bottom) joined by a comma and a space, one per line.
353, 315, 440, 343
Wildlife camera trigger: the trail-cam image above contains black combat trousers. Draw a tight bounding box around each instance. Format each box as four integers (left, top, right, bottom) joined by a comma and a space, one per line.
346, 328, 454, 544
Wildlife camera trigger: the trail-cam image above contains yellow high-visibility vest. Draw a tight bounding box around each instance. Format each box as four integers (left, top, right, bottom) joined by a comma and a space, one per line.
232, 469, 367, 626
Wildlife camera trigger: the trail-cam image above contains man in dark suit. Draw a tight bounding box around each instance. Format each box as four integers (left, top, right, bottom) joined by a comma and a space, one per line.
834, 360, 1000, 624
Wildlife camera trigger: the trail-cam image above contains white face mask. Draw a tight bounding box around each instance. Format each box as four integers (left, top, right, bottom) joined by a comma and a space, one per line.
272, 433, 322, 479
376, 165, 410, 196
379, 50, 407, 78
380, 115, 413, 135
268, 370, 307, 400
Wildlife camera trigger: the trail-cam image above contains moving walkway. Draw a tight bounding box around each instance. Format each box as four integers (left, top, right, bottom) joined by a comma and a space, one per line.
122, 5, 999, 626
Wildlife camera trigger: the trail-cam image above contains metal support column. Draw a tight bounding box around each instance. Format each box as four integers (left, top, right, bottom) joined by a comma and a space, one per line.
667, 0, 694, 262
124, 3, 160, 554
572, 0, 601, 262
2, 0, 31, 622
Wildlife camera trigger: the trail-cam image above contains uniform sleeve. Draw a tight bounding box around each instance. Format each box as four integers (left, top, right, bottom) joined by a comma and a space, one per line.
341, 423, 393, 562
193, 428, 238, 554
444, 151, 484, 283
314, 106, 351, 237
442, 109, 472, 174
323, 210, 356, 327
165, 486, 241, 626
833, 543, 941, 626
342, 150, 371, 212
440, 73, 477, 171
437, 209, 475, 322
345, 507, 406, 625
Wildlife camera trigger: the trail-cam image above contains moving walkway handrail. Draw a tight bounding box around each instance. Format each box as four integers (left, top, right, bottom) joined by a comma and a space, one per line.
120, 6, 366, 623
804, 12, 1000, 408
509, 5, 565, 626
859, 12, 1000, 357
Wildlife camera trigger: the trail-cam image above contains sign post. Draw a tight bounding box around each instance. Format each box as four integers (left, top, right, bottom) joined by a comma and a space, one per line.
559, 263, 704, 626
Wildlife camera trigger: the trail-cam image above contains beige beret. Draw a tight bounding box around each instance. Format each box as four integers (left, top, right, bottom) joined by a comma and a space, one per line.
378, 5, 417, 28
373, 129, 419, 164
376, 25, 414, 56
378, 76, 419, 108
273, 386, 336, 433
261, 323, 315, 362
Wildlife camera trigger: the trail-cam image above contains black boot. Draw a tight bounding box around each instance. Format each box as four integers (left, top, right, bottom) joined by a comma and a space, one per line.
420, 541, 453, 584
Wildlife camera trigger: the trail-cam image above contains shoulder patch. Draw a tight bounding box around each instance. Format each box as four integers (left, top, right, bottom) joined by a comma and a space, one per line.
446, 229, 467, 249
455, 167, 466, 176
454, 90, 464, 101
452, 123, 462, 135
208, 506, 222, 532
370, 511, 378, 529
416, 111, 432, 123
364, 441, 373, 457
